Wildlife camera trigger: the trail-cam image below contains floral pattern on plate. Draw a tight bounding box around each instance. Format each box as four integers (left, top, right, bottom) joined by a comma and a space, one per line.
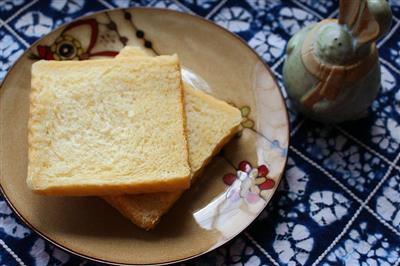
223, 161, 275, 203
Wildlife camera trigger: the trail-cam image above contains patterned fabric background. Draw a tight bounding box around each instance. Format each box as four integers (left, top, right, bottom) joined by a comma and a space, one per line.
1, 0, 400, 265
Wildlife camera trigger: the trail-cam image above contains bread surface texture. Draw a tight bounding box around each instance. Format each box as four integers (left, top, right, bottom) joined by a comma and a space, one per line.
104, 47, 242, 230
28, 56, 190, 196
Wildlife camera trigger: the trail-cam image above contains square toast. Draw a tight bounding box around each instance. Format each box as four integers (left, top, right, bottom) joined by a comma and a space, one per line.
28, 56, 190, 196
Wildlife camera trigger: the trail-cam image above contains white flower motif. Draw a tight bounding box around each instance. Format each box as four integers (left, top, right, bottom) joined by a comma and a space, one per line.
214, 7, 252, 32
324, 222, 400, 266
151, 1, 182, 11
227, 167, 263, 204
369, 65, 400, 154
247, 0, 281, 10
111, 0, 152, 7
273, 222, 314, 265
30, 239, 50, 266
183, 0, 218, 9
0, 216, 30, 239
309, 191, 351, 226
0, 201, 12, 215
297, 0, 334, 14
376, 175, 400, 230
0, 33, 23, 80
396, 89, 400, 102
371, 118, 400, 153
387, 117, 400, 141
50, 0, 84, 14
283, 158, 309, 201
54, 17, 75, 27
248, 27, 286, 63
244, 256, 261, 266
15, 11, 53, 37
224, 161, 275, 205
305, 128, 384, 192
390, 42, 400, 68
112, 0, 135, 7
278, 7, 316, 35
259, 158, 308, 220
0, 0, 24, 12
305, 130, 332, 160
381, 65, 396, 93
194, 161, 272, 237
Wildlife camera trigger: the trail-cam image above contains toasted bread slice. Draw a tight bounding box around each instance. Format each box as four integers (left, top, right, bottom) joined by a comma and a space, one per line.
103, 48, 242, 230
28, 56, 190, 196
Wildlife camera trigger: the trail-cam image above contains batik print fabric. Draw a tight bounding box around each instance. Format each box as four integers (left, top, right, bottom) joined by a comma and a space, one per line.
1, 0, 400, 265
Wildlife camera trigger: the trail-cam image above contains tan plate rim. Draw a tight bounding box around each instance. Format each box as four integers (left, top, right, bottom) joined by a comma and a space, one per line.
0, 7, 290, 266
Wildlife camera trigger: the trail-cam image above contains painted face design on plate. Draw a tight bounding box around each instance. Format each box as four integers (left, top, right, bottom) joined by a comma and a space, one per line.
33, 18, 119, 60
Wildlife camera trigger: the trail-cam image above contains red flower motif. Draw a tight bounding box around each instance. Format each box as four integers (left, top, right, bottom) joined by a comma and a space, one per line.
223, 173, 236, 186
239, 161, 251, 172
258, 179, 275, 190
258, 165, 269, 177
222, 161, 275, 202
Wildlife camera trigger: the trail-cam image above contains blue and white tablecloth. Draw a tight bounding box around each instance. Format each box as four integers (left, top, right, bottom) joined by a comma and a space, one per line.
1, 0, 400, 265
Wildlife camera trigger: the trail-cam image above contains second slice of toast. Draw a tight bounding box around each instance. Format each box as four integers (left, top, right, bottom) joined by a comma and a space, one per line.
103, 47, 242, 229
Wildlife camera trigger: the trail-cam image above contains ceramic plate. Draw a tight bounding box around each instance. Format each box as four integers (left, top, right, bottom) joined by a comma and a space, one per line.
0, 7, 289, 265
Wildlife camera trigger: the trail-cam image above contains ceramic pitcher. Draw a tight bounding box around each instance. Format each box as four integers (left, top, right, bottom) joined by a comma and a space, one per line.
283, 0, 392, 123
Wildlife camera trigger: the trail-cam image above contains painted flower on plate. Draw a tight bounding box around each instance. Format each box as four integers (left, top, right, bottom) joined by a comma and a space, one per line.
223, 161, 275, 204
